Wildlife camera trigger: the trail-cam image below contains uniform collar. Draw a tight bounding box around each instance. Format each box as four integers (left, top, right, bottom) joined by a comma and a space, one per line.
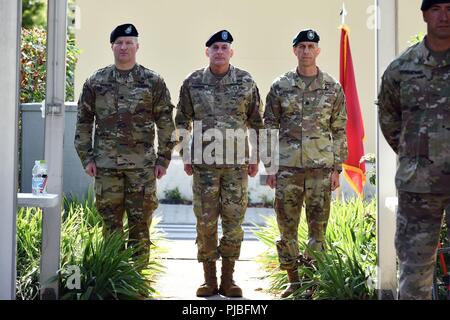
111, 63, 140, 83
202, 65, 237, 85
291, 67, 326, 91
416, 38, 450, 67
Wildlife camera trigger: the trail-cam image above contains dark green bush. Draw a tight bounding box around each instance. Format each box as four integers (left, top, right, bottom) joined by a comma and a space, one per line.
16, 194, 166, 300
20, 27, 80, 103
254, 198, 377, 300
162, 187, 190, 204
57, 231, 157, 300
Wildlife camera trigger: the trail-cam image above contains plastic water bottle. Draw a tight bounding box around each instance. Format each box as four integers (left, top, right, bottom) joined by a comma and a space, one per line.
32, 160, 48, 196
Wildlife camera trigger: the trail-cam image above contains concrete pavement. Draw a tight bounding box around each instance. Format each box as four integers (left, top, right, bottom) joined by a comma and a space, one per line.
153, 239, 275, 300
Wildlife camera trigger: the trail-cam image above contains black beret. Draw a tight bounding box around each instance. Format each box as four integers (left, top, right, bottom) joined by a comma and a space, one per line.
110, 23, 139, 44
421, 0, 450, 10
205, 30, 233, 47
293, 29, 320, 47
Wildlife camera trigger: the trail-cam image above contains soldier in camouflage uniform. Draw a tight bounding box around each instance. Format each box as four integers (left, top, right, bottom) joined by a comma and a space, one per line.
264, 29, 348, 298
74, 24, 175, 264
175, 30, 264, 297
378, 0, 450, 300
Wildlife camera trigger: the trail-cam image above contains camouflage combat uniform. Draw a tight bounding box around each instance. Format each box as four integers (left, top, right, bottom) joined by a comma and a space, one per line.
378, 39, 450, 300
74, 64, 175, 260
175, 65, 263, 262
264, 68, 347, 270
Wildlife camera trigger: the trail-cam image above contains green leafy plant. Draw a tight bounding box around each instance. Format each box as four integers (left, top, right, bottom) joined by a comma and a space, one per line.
22, 0, 46, 29
254, 198, 377, 300
247, 188, 274, 208
259, 194, 274, 208
57, 231, 158, 300
20, 27, 81, 103
22, 0, 78, 30
360, 153, 376, 186
19, 27, 80, 188
16, 193, 166, 300
162, 187, 190, 204
16, 207, 42, 300
249, 193, 274, 208
409, 32, 425, 46
434, 214, 450, 300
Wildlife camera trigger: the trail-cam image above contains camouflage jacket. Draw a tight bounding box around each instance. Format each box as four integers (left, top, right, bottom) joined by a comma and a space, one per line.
74, 64, 175, 169
378, 39, 450, 193
264, 68, 348, 171
175, 65, 264, 166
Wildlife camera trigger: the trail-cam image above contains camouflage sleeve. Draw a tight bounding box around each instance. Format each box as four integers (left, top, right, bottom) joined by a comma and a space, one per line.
174, 81, 194, 159
153, 77, 176, 169
175, 80, 194, 132
263, 84, 281, 130
377, 68, 401, 154
330, 85, 348, 172
263, 85, 281, 170
246, 82, 264, 164
74, 79, 96, 168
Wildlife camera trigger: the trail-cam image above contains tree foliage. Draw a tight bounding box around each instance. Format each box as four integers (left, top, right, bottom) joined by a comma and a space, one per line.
22, 0, 47, 29
20, 27, 80, 103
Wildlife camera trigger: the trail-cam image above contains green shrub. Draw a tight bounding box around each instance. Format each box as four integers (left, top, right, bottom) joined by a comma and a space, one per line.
16, 207, 42, 300
162, 187, 190, 204
409, 32, 425, 46
22, 0, 46, 29
434, 215, 450, 300
22, 0, 77, 30
20, 27, 80, 103
259, 194, 274, 208
18, 27, 80, 189
254, 198, 377, 300
57, 231, 157, 300
16, 194, 166, 300
360, 153, 376, 186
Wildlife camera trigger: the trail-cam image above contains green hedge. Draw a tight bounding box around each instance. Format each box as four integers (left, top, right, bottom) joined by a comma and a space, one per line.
254, 198, 377, 300
16, 192, 167, 300
20, 27, 80, 103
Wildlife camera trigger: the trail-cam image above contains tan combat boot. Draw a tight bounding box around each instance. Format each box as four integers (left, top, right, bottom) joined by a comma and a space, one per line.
219, 259, 243, 297
196, 261, 219, 297
280, 268, 300, 298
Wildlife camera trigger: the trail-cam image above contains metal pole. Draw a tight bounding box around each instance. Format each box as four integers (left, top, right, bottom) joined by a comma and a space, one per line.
40, 0, 67, 300
376, 0, 399, 300
0, 0, 21, 301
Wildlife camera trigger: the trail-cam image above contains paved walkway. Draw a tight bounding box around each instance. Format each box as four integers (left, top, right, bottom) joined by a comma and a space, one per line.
154, 239, 275, 300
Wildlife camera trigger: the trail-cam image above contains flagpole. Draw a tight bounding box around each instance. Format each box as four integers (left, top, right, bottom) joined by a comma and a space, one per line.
336, 2, 347, 202
340, 2, 348, 26
339, 3, 367, 197
336, 186, 342, 202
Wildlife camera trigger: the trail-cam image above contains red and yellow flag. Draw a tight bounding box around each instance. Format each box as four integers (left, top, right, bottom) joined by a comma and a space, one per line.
339, 25, 366, 196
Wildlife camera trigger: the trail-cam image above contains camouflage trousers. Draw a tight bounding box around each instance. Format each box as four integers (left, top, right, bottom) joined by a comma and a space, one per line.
94, 167, 158, 262
192, 165, 248, 262
396, 191, 450, 300
274, 167, 332, 270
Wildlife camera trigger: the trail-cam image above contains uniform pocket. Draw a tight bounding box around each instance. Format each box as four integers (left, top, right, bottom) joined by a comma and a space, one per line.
224, 83, 248, 114
95, 93, 116, 120
95, 181, 102, 197
129, 87, 152, 115
428, 111, 450, 163
144, 185, 158, 214
190, 85, 214, 114
94, 181, 103, 206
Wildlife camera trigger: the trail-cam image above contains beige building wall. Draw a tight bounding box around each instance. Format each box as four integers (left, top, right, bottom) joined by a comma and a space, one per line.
398, 0, 427, 53
73, 0, 427, 155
